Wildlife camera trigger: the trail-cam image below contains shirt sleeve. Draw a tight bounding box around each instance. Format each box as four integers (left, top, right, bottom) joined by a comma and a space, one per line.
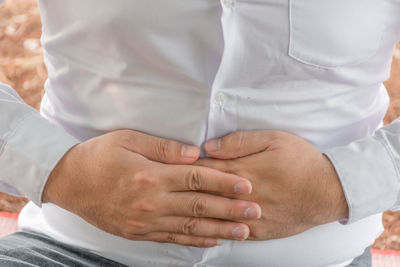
0, 83, 79, 206
324, 119, 400, 224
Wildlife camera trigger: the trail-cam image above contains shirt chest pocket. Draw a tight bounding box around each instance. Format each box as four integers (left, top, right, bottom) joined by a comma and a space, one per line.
288, 0, 386, 69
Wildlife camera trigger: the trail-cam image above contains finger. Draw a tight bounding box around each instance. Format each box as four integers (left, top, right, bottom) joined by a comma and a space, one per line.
204, 130, 275, 159
154, 217, 250, 241
165, 192, 261, 220
132, 232, 223, 248
161, 165, 252, 194
194, 158, 233, 173
118, 130, 200, 164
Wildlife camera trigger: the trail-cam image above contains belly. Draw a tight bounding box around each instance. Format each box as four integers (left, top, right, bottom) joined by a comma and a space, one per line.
19, 202, 382, 267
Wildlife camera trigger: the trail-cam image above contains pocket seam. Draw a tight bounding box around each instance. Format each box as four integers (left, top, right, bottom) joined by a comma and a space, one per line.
288, 0, 385, 69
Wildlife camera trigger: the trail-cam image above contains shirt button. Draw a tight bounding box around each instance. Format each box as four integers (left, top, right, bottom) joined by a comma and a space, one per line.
213, 91, 226, 106
222, 0, 234, 9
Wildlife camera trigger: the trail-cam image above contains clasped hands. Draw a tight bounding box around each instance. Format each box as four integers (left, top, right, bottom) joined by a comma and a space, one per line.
197, 131, 349, 240
43, 129, 349, 248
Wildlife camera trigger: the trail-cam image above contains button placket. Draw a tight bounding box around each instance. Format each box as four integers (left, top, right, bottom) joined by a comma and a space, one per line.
221, 0, 235, 9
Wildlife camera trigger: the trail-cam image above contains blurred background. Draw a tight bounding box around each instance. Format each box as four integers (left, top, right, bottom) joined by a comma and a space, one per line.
1, 0, 400, 253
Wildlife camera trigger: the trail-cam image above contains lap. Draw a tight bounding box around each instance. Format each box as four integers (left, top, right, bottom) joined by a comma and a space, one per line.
0, 231, 125, 267
0, 231, 372, 267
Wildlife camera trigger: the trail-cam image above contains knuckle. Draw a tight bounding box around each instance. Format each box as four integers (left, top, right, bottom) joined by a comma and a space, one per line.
132, 200, 156, 213
189, 196, 207, 217
126, 220, 147, 235
132, 169, 157, 188
235, 131, 246, 152
166, 232, 179, 243
180, 217, 199, 235
116, 130, 138, 149
227, 203, 237, 218
155, 139, 170, 159
185, 168, 203, 191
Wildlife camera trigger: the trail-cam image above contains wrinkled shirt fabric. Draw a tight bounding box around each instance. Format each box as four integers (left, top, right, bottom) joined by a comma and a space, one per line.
1, 0, 400, 266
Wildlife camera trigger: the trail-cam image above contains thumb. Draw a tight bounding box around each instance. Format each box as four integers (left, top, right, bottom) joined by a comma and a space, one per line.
204, 131, 272, 159
118, 130, 200, 164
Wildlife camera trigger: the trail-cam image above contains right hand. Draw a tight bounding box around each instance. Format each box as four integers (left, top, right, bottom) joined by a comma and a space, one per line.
42, 130, 261, 248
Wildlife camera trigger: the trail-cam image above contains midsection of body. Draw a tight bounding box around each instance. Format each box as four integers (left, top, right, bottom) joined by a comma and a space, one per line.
19, 0, 400, 266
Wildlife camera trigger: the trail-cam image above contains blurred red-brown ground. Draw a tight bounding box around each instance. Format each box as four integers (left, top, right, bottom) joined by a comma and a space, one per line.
1, 0, 400, 251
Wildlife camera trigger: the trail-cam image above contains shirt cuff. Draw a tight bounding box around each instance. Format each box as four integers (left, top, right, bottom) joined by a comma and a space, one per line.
324, 136, 400, 224
0, 113, 79, 207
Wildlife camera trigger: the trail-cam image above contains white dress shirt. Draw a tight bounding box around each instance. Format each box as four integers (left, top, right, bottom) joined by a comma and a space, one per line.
1, 0, 400, 266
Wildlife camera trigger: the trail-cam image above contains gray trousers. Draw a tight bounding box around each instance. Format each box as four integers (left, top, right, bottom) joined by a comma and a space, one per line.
0, 231, 371, 267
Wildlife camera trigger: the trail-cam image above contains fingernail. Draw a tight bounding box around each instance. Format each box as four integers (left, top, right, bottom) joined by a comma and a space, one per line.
204, 238, 221, 247
233, 181, 251, 194
181, 145, 199, 158
244, 206, 261, 219
232, 226, 249, 240
204, 139, 221, 153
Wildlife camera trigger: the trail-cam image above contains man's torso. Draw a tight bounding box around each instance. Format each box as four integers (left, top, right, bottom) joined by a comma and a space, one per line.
19, 1, 400, 266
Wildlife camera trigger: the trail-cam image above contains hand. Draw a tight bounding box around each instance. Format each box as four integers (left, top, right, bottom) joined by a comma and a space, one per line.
196, 130, 349, 240
43, 130, 261, 247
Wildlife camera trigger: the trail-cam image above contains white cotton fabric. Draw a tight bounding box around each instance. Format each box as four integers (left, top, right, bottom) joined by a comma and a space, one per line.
0, 0, 398, 266
0, 84, 79, 205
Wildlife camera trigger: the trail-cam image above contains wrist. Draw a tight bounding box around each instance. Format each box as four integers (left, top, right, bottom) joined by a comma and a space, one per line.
322, 154, 349, 222
42, 144, 79, 205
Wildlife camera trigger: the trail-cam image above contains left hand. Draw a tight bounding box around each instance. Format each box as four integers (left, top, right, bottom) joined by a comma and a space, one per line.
195, 130, 349, 240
